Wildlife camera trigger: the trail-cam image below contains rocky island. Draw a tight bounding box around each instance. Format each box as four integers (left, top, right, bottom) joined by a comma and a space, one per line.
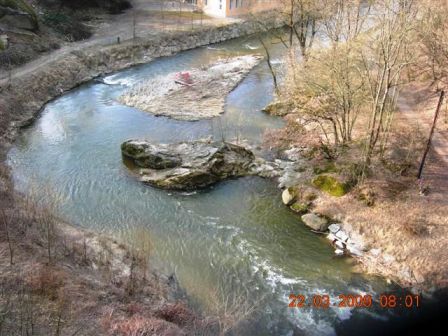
121, 139, 258, 190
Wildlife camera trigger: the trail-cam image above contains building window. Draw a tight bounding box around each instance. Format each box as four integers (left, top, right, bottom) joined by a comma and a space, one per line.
230, 0, 233, 9
219, 0, 222, 9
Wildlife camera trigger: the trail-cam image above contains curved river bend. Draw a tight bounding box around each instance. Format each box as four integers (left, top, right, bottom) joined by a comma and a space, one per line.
8, 37, 410, 335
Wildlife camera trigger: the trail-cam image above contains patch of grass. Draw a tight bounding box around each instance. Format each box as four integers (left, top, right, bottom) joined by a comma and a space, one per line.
290, 202, 308, 214
312, 174, 348, 197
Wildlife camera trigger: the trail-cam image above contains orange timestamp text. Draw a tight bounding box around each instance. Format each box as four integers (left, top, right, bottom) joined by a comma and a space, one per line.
288, 293, 420, 309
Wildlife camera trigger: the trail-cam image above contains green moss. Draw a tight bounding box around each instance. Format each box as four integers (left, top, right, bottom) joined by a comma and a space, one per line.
290, 202, 308, 214
312, 174, 348, 197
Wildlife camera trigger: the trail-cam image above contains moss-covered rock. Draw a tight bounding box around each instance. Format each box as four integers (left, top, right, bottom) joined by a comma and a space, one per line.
312, 174, 348, 197
290, 202, 308, 214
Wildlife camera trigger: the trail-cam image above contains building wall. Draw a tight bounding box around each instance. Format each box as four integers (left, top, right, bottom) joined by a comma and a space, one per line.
199, 0, 227, 18
199, 0, 279, 18
225, 0, 278, 17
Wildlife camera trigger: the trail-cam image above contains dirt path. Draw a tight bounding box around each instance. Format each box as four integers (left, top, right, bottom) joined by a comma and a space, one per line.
397, 84, 448, 204
0, 0, 238, 87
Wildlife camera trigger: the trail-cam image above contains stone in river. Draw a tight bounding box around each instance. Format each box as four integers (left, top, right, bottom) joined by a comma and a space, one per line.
301, 213, 329, 232
121, 139, 256, 191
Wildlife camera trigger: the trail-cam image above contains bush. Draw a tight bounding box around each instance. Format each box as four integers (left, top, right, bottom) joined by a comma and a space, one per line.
155, 302, 197, 327
50, 0, 132, 14
42, 11, 92, 41
312, 174, 348, 197
0, 43, 34, 68
27, 265, 64, 300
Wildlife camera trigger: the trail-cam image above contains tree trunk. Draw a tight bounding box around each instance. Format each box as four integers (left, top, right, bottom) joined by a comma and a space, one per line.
417, 90, 445, 179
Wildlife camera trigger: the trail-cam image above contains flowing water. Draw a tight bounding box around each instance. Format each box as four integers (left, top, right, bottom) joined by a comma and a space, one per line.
8, 36, 415, 335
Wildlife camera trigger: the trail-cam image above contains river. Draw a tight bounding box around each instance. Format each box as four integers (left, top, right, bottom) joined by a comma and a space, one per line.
7, 36, 415, 335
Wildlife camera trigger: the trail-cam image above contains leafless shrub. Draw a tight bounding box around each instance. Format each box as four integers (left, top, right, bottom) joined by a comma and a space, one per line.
27, 265, 65, 301
51, 289, 71, 336
206, 287, 260, 336
101, 309, 182, 336
36, 208, 57, 264
126, 227, 153, 283
155, 302, 197, 327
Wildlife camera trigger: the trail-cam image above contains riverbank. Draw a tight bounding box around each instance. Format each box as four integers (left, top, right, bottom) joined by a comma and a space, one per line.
0, 13, 283, 335
268, 83, 448, 293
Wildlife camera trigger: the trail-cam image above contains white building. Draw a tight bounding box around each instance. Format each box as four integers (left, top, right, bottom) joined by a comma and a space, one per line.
191, 0, 278, 18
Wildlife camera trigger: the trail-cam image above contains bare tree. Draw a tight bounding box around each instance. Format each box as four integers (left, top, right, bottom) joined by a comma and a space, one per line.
37, 208, 56, 264
323, 0, 373, 43
362, 0, 418, 164
1, 209, 13, 265
259, 37, 280, 94
285, 42, 368, 146
278, 0, 324, 58
418, 0, 448, 89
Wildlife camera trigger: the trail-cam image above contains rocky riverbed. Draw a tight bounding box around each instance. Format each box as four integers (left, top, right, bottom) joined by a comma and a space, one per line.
118, 55, 263, 120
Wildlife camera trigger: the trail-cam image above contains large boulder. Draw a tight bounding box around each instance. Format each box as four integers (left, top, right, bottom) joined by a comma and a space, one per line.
121, 140, 255, 190
121, 141, 182, 169
282, 187, 296, 205
301, 213, 329, 232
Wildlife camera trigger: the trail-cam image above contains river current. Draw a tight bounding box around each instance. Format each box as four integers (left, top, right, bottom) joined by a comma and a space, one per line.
8, 36, 412, 335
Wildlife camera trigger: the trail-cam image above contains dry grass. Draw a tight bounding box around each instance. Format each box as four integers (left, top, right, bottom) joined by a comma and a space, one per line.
101, 311, 183, 336
313, 186, 448, 288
